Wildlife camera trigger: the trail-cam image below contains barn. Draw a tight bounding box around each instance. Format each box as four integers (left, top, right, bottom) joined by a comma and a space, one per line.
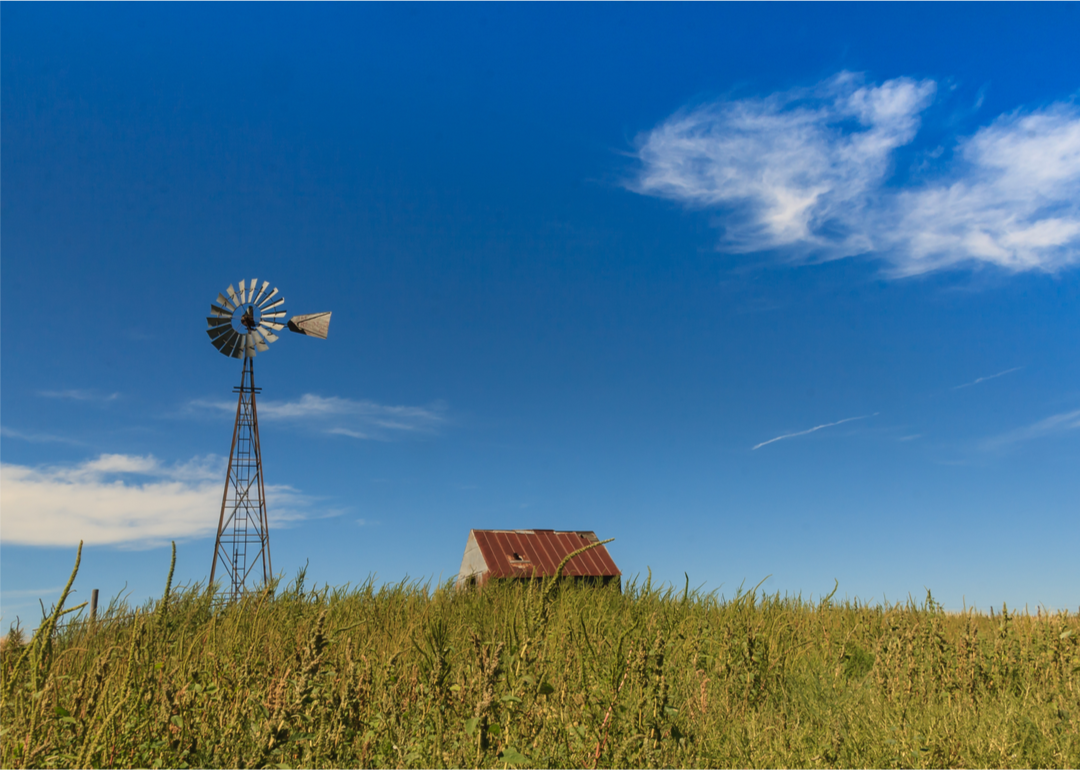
455, 529, 621, 589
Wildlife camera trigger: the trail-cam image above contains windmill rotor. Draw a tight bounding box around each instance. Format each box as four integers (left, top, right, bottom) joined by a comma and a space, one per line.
206, 279, 332, 358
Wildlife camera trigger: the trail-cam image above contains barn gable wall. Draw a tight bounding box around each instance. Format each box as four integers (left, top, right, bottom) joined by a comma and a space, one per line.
456, 531, 488, 588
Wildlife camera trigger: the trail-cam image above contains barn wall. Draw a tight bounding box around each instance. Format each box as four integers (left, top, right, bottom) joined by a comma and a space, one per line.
456, 531, 488, 588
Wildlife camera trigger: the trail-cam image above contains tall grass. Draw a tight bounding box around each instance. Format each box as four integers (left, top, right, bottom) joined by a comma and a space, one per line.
2, 544, 1078, 768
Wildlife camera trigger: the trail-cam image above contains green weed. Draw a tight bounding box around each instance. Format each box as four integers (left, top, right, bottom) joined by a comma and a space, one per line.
1, 545, 1077, 768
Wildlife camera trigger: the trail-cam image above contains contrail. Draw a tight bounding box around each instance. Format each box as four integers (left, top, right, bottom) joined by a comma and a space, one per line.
952, 366, 1022, 390
752, 413, 878, 451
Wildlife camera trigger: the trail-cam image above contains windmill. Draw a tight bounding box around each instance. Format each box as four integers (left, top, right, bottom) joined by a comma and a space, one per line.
206, 279, 331, 601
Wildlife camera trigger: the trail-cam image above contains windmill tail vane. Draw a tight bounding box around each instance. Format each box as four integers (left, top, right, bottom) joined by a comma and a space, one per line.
205, 279, 331, 601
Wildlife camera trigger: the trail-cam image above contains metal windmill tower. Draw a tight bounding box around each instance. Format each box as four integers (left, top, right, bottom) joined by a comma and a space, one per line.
205, 279, 331, 601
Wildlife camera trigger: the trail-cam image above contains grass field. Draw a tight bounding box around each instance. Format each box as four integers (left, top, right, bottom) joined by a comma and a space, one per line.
2, 543, 1078, 769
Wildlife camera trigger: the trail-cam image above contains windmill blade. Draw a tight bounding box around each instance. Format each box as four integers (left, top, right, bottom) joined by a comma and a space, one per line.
216, 331, 237, 357
238, 279, 248, 303
223, 329, 245, 358
207, 315, 232, 326
210, 329, 240, 354
287, 312, 332, 340
209, 332, 231, 353
257, 288, 280, 308
217, 293, 236, 312
261, 297, 285, 312
252, 280, 270, 307
209, 332, 235, 352
260, 321, 285, 331
249, 279, 259, 304
207, 321, 235, 340
245, 334, 259, 357
255, 325, 279, 343
207, 326, 232, 345
219, 332, 240, 353
226, 285, 240, 307
210, 303, 232, 318
252, 334, 269, 353
229, 333, 248, 358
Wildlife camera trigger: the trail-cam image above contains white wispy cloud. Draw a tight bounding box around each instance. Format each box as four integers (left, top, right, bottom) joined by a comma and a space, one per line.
630, 72, 1080, 275
38, 390, 120, 403
981, 408, 1080, 450
952, 366, 1023, 390
633, 73, 935, 259
0, 426, 84, 446
188, 393, 447, 440
895, 105, 1080, 275
752, 413, 877, 451
0, 454, 320, 548
327, 427, 372, 439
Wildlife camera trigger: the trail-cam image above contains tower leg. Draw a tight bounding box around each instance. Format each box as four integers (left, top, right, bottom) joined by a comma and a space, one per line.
210, 356, 272, 601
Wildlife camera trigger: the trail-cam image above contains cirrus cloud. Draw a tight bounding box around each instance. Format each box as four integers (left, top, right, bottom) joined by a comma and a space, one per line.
981, 408, 1080, 450
187, 393, 447, 440
752, 413, 878, 451
38, 389, 121, 404
630, 72, 1080, 276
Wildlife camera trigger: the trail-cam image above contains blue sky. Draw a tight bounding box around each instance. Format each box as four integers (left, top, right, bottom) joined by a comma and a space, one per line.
3, 3, 1079, 625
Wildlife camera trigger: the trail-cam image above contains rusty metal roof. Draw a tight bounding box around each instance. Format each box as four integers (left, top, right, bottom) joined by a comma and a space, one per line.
470, 529, 620, 579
